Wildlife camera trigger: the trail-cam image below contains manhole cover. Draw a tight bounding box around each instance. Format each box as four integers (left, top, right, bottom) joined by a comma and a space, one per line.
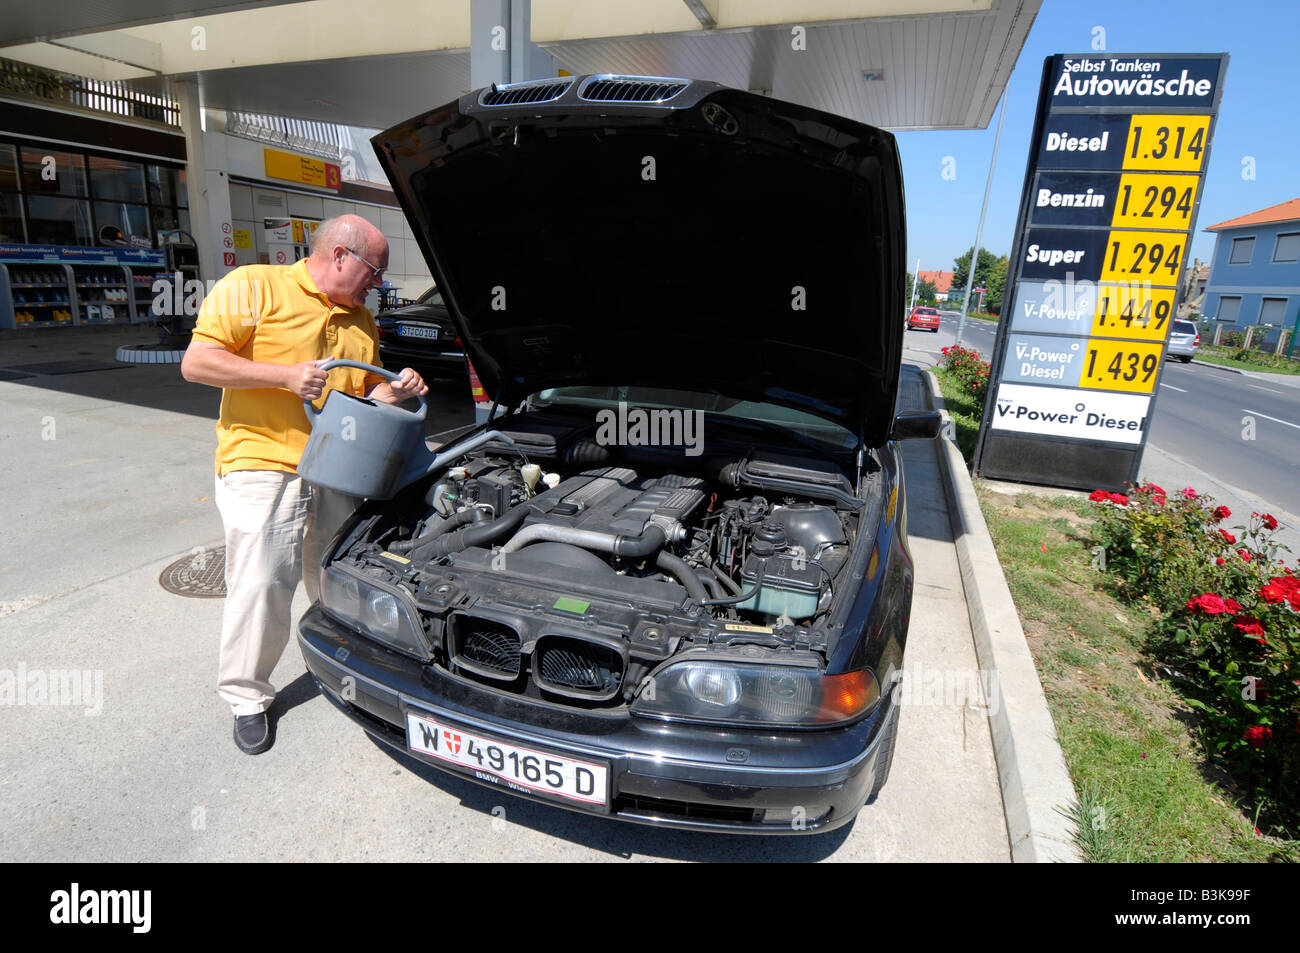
160, 546, 227, 597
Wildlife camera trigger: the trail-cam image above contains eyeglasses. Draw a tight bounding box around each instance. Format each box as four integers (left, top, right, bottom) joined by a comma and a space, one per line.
345, 247, 385, 280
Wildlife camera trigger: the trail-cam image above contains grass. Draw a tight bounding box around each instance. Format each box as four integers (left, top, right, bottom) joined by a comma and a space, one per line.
978, 487, 1300, 862
1194, 344, 1300, 375
932, 367, 982, 462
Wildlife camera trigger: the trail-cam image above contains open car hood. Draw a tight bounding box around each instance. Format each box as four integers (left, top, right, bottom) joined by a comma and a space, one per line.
373, 75, 906, 446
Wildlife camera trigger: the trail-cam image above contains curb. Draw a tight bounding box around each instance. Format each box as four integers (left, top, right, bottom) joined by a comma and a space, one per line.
1189, 358, 1245, 374
923, 369, 1082, 863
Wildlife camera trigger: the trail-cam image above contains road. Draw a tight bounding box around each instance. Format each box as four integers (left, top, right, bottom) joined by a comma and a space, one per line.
904, 310, 1300, 517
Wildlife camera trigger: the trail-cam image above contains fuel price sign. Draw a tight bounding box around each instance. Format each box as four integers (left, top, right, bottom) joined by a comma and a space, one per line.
975, 52, 1227, 492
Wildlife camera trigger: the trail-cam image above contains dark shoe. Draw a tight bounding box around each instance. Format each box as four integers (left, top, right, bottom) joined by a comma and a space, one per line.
233, 712, 274, 755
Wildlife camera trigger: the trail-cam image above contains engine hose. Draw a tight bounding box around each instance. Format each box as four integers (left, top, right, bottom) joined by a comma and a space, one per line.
700, 558, 767, 607
389, 507, 483, 554
410, 503, 539, 562
500, 522, 667, 557
709, 561, 743, 596
655, 550, 709, 601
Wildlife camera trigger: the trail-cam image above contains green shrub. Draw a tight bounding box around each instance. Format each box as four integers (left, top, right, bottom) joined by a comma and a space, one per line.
1090, 483, 1299, 828
939, 344, 991, 406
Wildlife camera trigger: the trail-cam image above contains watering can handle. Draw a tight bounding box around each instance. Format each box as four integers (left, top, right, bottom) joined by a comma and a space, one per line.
302, 359, 427, 420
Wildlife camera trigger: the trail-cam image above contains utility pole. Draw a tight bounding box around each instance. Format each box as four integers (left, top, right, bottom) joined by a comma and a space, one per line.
907, 257, 920, 315
955, 88, 1009, 347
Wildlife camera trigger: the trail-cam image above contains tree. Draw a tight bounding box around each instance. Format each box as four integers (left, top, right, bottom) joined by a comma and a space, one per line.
951, 246, 1002, 299
983, 255, 1010, 314
917, 278, 938, 307
905, 271, 915, 307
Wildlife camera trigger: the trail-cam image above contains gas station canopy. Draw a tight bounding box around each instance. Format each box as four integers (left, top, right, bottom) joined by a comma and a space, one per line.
0, 0, 1039, 131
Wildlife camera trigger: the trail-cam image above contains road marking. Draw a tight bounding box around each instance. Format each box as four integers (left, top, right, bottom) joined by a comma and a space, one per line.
1242, 409, 1300, 431
1247, 384, 1282, 394
1159, 383, 1187, 392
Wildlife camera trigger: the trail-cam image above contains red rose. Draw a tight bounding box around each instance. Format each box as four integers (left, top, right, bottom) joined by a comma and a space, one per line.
1243, 725, 1272, 749
1110, 493, 1130, 506
1238, 549, 1252, 562
1232, 616, 1265, 636
1260, 513, 1279, 531
1215, 557, 1226, 565
1213, 506, 1231, 520
1142, 481, 1166, 495
1180, 487, 1198, 500
1089, 490, 1110, 502
1186, 593, 1236, 614
1219, 529, 1237, 544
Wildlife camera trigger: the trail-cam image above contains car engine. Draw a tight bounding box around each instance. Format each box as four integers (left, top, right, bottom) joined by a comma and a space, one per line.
324, 416, 869, 707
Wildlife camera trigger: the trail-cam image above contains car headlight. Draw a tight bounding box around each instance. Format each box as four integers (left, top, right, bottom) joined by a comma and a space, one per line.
319, 564, 429, 659
631, 659, 879, 728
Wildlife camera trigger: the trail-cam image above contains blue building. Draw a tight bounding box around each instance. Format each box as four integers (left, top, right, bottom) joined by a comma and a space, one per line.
1202, 197, 1300, 338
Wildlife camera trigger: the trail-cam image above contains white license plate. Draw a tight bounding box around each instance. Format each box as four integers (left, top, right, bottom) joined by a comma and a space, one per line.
406, 711, 609, 807
397, 324, 438, 340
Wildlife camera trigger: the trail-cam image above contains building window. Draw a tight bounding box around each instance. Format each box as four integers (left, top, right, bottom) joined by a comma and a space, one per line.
0, 190, 25, 242
93, 201, 151, 244
1217, 295, 1242, 323
1273, 232, 1300, 264
20, 148, 87, 196
1259, 297, 1287, 326
88, 155, 147, 204
0, 143, 17, 191
24, 194, 94, 245
1229, 236, 1254, 264
147, 165, 187, 208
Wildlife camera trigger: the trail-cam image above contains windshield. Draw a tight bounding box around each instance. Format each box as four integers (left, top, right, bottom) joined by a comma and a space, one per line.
417, 287, 444, 306
530, 385, 857, 451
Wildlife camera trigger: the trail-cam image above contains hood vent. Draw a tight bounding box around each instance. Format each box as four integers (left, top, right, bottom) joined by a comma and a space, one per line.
578, 76, 688, 103
480, 78, 572, 106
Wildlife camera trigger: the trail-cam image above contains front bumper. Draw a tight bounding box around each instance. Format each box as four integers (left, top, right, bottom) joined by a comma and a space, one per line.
298, 605, 891, 834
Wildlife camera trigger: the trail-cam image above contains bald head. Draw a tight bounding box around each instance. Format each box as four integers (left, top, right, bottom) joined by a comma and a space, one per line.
304, 213, 389, 309
309, 214, 385, 261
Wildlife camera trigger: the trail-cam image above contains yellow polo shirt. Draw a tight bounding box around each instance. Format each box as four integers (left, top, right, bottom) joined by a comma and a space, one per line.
191, 259, 386, 475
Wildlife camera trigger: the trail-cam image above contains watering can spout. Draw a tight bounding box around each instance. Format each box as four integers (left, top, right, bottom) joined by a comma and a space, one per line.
400, 428, 517, 488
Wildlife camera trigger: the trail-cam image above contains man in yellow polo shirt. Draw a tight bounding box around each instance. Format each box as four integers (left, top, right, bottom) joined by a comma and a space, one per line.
182, 214, 427, 754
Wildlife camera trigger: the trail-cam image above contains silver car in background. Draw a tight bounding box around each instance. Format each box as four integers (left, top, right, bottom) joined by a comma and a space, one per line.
1167, 319, 1200, 363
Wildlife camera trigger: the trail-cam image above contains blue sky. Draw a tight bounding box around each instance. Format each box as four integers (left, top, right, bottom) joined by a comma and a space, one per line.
894, 0, 1300, 278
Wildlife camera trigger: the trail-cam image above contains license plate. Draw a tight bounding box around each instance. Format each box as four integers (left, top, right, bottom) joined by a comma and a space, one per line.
397, 324, 438, 340
406, 711, 609, 807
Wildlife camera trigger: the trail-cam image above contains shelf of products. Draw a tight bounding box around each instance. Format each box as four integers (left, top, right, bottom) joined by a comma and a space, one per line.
4, 263, 75, 326
128, 265, 163, 322
70, 264, 130, 324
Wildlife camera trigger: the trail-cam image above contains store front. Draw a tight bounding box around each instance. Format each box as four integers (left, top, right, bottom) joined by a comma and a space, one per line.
0, 127, 188, 330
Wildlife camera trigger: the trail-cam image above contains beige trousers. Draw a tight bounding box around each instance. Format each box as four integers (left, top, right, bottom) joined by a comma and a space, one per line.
215, 470, 360, 715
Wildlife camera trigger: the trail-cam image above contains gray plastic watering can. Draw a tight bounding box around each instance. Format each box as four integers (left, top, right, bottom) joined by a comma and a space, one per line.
297, 359, 513, 499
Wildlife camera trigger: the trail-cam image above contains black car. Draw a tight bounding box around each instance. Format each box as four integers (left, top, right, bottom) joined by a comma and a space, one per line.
376, 286, 467, 379
298, 74, 937, 834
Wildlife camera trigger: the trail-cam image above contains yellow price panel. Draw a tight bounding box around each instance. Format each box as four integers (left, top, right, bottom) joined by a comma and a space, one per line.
1122, 114, 1211, 172
1100, 230, 1185, 284
1111, 173, 1199, 230
1091, 283, 1177, 342
1080, 339, 1165, 393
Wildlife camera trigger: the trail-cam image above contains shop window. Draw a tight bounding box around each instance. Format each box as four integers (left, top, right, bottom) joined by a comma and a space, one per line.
1228, 236, 1254, 265
151, 205, 191, 245
25, 194, 93, 245
0, 144, 17, 192
0, 191, 25, 242
94, 201, 150, 244
1273, 233, 1300, 264
147, 165, 187, 207
88, 156, 147, 203
21, 148, 87, 196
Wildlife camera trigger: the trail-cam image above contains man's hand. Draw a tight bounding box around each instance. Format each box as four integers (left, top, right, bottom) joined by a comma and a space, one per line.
379, 367, 429, 403
284, 360, 330, 400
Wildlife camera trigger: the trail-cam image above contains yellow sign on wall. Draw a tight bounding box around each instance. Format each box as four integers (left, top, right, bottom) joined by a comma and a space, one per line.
263, 148, 341, 191
232, 228, 252, 249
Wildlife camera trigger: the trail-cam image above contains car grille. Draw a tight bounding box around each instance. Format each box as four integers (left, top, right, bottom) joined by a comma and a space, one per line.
534, 636, 624, 701
480, 79, 572, 106
450, 616, 522, 680
578, 78, 687, 103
